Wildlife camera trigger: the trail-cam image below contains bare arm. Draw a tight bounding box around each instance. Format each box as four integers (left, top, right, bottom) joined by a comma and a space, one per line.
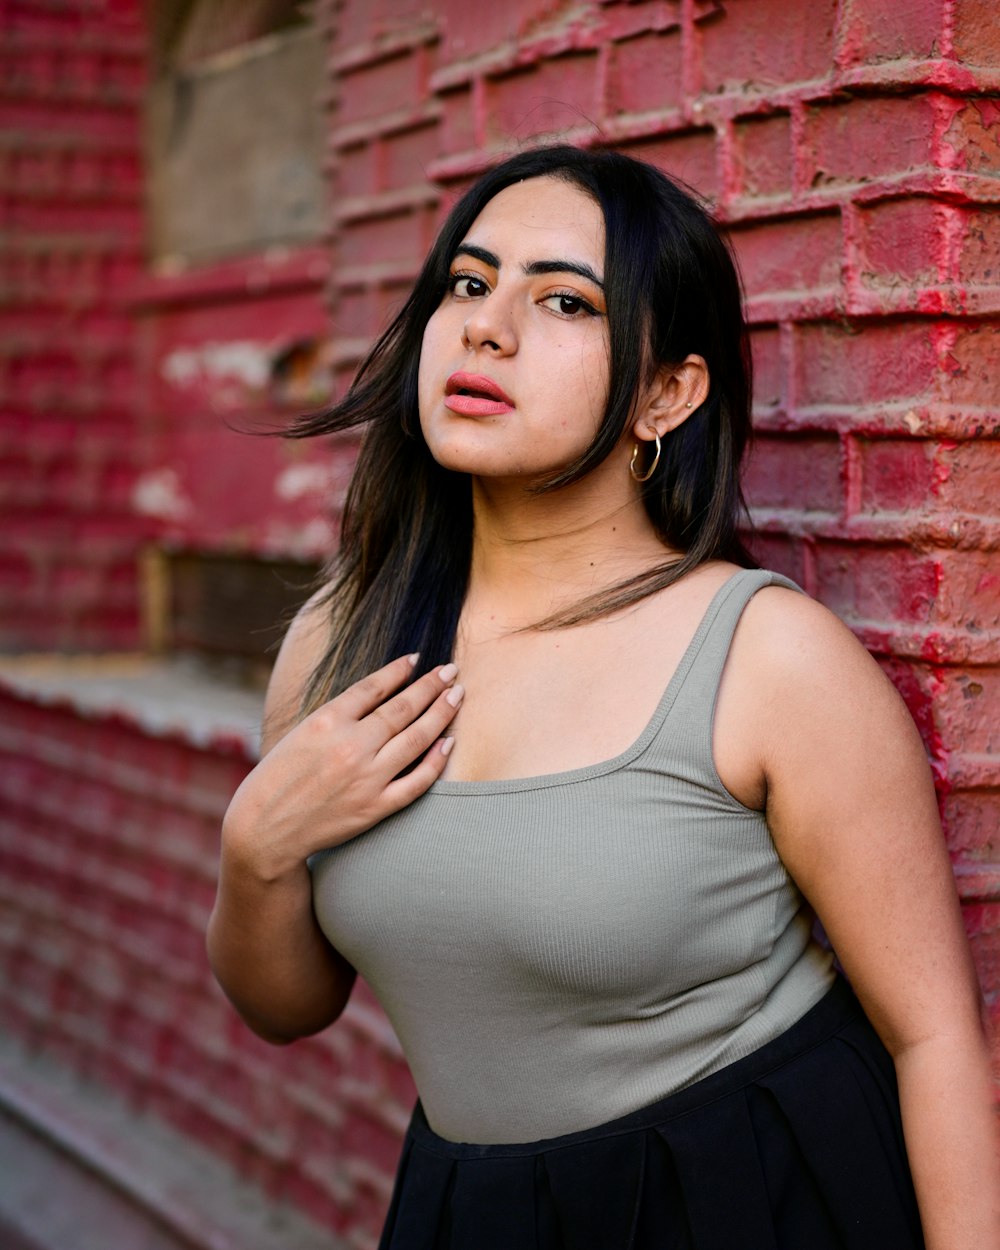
722, 589, 999, 1249
206, 596, 463, 1043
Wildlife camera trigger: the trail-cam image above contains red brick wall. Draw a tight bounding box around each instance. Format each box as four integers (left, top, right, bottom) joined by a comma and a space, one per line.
0, 0, 148, 650
1, 2, 998, 1249
132, 250, 342, 561
0, 689, 413, 1247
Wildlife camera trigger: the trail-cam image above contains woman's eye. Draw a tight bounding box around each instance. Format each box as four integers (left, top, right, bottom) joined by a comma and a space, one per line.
449, 273, 490, 299
543, 292, 597, 317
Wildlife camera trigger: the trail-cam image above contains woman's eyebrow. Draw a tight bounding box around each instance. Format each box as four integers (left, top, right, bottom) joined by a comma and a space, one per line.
452, 243, 604, 291
453, 243, 500, 268
524, 259, 604, 290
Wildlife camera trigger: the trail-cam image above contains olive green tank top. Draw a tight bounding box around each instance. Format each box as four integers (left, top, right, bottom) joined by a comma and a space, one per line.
311, 569, 835, 1144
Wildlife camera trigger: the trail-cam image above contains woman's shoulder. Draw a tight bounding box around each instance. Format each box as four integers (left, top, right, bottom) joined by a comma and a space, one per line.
713, 569, 928, 810
260, 585, 334, 754
728, 572, 915, 748
736, 574, 879, 678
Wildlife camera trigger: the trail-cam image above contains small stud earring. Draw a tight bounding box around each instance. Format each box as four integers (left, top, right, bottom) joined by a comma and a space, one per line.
685, 402, 692, 408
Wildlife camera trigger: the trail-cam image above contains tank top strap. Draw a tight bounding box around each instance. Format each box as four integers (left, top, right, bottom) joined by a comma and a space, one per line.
642, 568, 802, 785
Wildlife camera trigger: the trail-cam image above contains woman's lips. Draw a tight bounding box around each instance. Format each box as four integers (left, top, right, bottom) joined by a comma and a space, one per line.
444, 371, 514, 416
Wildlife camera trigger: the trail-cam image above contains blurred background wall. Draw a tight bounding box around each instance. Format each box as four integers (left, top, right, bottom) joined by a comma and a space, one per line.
0, 1, 998, 1247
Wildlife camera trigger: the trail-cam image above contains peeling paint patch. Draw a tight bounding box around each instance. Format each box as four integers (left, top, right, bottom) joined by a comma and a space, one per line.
264, 517, 336, 558
161, 341, 272, 390
132, 468, 193, 520
275, 462, 336, 501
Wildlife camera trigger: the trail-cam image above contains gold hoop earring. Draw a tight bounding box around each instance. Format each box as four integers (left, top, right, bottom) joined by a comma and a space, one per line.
629, 432, 661, 483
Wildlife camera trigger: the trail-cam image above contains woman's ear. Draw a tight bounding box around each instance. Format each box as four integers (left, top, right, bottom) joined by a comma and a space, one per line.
631, 354, 710, 443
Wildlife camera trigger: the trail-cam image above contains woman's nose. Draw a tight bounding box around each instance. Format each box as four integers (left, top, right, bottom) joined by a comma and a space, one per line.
462, 293, 516, 355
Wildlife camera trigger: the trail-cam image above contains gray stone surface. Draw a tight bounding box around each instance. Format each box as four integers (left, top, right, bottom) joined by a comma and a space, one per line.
0, 1035, 341, 1250
0, 655, 265, 758
146, 27, 327, 264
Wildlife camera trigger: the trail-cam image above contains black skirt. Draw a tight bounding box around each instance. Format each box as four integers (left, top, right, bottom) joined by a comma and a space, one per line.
378, 978, 924, 1250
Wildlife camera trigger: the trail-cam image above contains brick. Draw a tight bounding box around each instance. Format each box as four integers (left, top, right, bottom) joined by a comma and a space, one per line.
959, 207, 1000, 289
819, 543, 1000, 634
802, 95, 937, 189
835, 0, 944, 66
749, 325, 786, 412
941, 98, 1000, 177
333, 0, 380, 50
608, 28, 684, 116
337, 50, 426, 128
856, 198, 945, 291
599, 0, 682, 42
439, 0, 562, 61
930, 668, 999, 757
333, 286, 375, 338
943, 789, 1000, 859
793, 321, 940, 409
732, 112, 793, 200
855, 437, 938, 513
6, 199, 144, 239
728, 211, 842, 302
335, 139, 380, 199
743, 533, 807, 586
381, 121, 441, 189
337, 204, 426, 267
439, 85, 477, 153
617, 129, 719, 202
372, 280, 415, 333
0, 552, 34, 591
698, 0, 837, 92
813, 543, 943, 626
946, 322, 1000, 407
953, 0, 1000, 68
927, 438, 1000, 518
963, 905, 1000, 1021
485, 53, 601, 144
744, 433, 842, 513
934, 559, 1000, 633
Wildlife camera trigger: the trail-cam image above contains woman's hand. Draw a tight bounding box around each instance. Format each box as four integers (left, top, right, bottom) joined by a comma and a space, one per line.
207, 650, 463, 1041
223, 654, 464, 881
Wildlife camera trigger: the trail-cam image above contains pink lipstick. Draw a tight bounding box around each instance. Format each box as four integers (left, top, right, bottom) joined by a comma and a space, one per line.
444, 372, 514, 416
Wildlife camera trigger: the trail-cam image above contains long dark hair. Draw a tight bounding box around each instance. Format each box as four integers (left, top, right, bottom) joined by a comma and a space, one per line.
288, 144, 756, 714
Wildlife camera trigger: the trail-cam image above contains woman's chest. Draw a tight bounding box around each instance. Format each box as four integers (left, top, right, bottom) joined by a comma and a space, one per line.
312, 782, 789, 1003
444, 621, 688, 783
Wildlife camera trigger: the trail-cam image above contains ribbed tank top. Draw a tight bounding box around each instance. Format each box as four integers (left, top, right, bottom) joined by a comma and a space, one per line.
311, 569, 835, 1144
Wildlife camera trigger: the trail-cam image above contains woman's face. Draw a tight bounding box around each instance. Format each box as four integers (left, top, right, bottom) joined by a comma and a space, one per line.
417, 175, 612, 483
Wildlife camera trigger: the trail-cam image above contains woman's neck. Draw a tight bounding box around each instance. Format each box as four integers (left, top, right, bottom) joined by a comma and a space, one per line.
466, 469, 676, 627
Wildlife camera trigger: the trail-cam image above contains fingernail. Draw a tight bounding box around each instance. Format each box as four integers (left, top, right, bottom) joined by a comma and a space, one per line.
438, 663, 458, 682
445, 683, 464, 707
407, 652, 419, 666
440, 736, 455, 757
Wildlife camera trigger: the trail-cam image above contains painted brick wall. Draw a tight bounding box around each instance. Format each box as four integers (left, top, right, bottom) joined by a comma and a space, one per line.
0, 0, 148, 650
1, 3, 999, 1249
0, 690, 413, 1248
132, 250, 344, 561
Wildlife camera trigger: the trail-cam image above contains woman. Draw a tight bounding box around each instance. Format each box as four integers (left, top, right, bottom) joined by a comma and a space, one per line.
208, 146, 998, 1248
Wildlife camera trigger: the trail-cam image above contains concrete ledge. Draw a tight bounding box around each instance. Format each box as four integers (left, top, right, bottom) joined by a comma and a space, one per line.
0, 1035, 342, 1250
0, 655, 264, 759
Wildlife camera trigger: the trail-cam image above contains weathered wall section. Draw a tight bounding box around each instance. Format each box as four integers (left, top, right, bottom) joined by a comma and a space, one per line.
0, 0, 148, 650
324, 0, 1000, 1021
0, 683, 406, 1246
0, 3, 998, 1250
